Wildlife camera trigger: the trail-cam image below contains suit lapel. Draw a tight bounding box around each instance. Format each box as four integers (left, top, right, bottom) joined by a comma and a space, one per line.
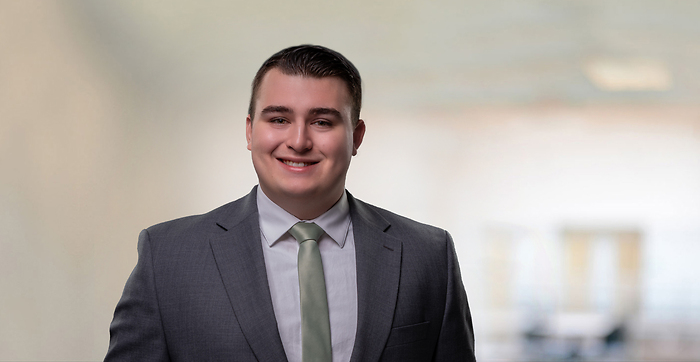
207, 189, 402, 362
209, 189, 288, 362
348, 194, 403, 362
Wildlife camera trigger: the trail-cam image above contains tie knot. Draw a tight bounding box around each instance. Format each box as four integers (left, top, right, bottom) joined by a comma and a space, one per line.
288, 222, 325, 244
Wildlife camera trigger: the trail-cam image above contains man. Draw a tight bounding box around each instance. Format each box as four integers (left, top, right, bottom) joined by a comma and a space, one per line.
106, 45, 475, 362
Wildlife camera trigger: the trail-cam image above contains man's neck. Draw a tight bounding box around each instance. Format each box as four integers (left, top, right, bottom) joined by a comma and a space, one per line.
258, 186, 344, 220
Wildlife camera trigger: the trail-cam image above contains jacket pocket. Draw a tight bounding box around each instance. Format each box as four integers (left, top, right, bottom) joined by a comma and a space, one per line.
385, 321, 430, 347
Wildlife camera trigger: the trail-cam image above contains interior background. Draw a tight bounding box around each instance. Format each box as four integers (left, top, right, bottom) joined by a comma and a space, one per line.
1, 0, 699, 360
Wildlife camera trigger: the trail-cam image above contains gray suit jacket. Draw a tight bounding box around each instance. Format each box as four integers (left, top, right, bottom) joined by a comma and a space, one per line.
105, 187, 475, 361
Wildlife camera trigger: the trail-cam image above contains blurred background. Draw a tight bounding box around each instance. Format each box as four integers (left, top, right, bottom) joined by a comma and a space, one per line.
1, 0, 699, 360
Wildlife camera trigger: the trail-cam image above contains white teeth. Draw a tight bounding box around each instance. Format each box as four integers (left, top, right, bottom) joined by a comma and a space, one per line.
283, 160, 312, 167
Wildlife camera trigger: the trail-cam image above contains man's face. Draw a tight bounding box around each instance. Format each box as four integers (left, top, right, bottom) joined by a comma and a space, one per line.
246, 68, 365, 211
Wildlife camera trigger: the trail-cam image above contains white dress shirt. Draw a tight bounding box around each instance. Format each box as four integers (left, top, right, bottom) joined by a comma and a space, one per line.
256, 187, 358, 362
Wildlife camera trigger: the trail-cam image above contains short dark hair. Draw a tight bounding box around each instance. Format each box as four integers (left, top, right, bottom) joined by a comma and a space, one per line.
248, 45, 362, 124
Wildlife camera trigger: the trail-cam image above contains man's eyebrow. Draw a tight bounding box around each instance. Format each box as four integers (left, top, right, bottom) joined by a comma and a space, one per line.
309, 107, 342, 119
260, 105, 292, 114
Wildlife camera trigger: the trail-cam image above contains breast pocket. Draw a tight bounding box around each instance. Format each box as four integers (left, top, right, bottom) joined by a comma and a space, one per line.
385, 321, 430, 347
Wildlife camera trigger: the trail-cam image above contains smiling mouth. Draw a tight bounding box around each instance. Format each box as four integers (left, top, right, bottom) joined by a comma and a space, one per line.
280, 159, 318, 167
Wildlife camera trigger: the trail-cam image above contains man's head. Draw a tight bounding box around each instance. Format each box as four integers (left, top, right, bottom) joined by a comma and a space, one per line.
246, 45, 366, 219
248, 44, 362, 125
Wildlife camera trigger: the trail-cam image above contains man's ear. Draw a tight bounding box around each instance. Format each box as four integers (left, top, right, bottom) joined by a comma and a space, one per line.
352, 119, 366, 156
246, 115, 253, 151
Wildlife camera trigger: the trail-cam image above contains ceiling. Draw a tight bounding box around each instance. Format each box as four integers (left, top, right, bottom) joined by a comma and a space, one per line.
67, 0, 700, 110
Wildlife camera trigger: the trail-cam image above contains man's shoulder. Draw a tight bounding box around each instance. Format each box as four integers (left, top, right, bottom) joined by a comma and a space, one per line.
349, 194, 449, 241
144, 188, 257, 240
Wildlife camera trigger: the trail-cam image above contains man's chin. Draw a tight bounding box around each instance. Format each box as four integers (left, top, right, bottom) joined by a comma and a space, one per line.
269, 185, 343, 204
260, 183, 315, 199
260, 180, 343, 203
280, 187, 321, 200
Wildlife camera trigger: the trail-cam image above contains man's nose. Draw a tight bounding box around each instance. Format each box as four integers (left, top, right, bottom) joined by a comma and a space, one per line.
287, 121, 312, 152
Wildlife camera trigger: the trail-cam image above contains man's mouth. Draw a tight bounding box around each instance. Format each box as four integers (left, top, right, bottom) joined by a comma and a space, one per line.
280, 159, 317, 167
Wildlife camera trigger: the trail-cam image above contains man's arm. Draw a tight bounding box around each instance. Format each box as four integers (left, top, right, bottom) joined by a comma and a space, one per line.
105, 229, 170, 361
433, 231, 476, 361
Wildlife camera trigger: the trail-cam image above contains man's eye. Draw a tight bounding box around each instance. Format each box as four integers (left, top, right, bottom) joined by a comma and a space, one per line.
270, 118, 287, 124
313, 119, 332, 127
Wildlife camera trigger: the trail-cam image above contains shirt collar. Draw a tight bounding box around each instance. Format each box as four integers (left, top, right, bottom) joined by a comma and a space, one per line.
256, 187, 351, 248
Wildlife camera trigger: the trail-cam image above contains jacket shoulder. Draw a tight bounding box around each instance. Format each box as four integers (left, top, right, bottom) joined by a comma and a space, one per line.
351, 196, 449, 242
144, 189, 257, 243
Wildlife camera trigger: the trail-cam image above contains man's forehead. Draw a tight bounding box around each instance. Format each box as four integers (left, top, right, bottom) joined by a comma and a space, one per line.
258, 68, 348, 92
254, 69, 352, 114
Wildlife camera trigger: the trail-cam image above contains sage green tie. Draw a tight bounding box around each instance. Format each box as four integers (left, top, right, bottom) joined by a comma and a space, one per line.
288, 222, 332, 362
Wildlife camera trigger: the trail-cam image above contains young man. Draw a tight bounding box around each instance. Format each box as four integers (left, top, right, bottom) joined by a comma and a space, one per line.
106, 45, 475, 362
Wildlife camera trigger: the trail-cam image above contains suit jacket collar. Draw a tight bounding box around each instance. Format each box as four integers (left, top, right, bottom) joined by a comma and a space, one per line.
347, 192, 402, 362
209, 187, 402, 362
209, 187, 289, 362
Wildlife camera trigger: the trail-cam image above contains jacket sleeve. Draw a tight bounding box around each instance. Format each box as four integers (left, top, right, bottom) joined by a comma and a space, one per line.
433, 231, 476, 361
105, 229, 170, 362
